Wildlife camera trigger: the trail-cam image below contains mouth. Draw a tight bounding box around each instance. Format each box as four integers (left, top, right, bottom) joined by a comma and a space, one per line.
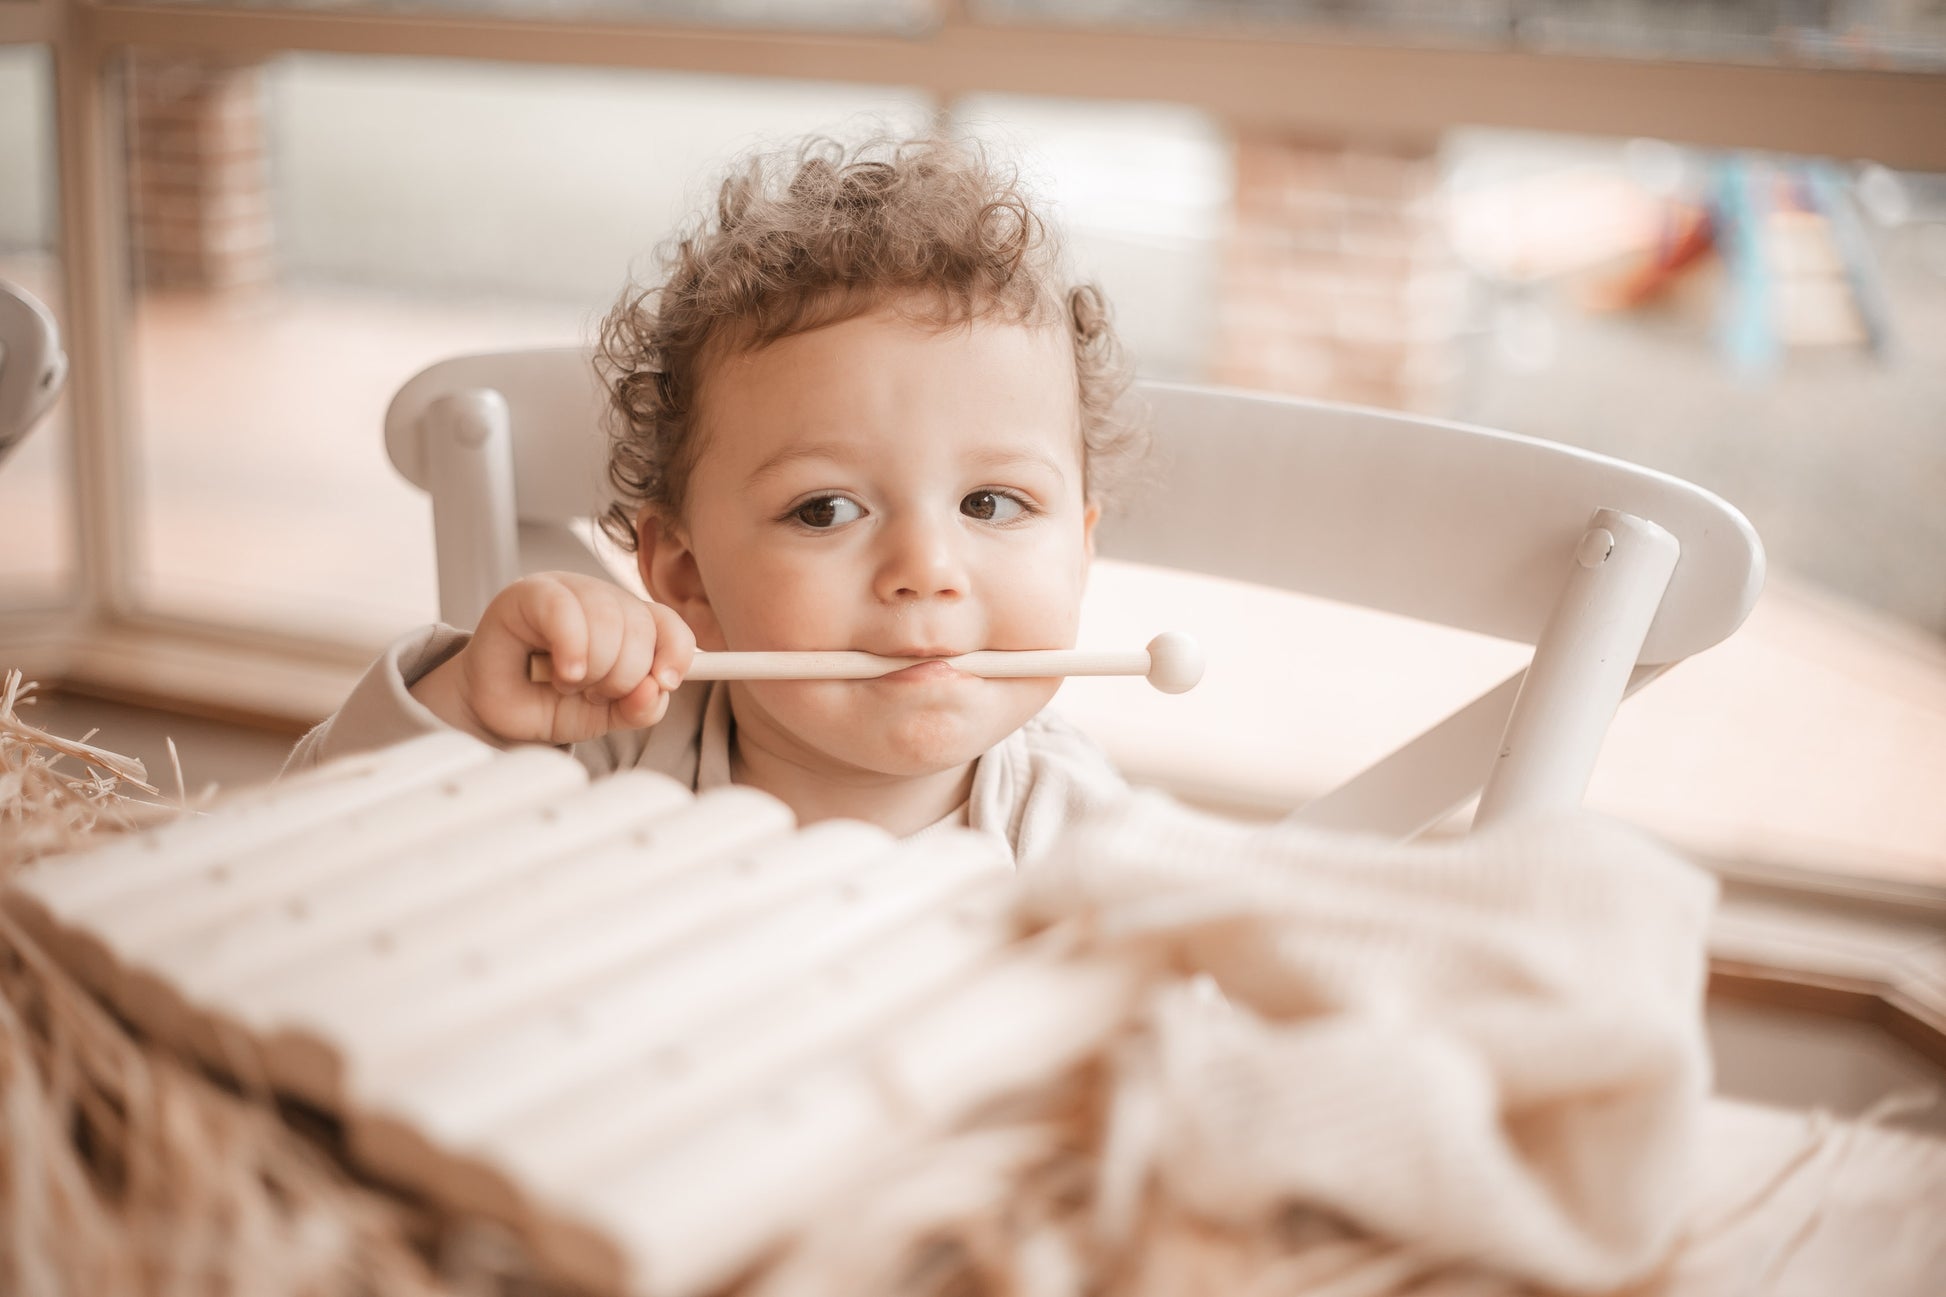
876, 658, 967, 684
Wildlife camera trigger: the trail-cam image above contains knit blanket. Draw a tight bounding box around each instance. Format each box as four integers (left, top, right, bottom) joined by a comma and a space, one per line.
1014, 794, 1717, 1293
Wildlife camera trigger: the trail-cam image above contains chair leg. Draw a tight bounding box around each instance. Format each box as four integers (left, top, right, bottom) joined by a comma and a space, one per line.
1473, 508, 1679, 829
425, 388, 519, 629
1292, 660, 1667, 841
1293, 669, 1525, 839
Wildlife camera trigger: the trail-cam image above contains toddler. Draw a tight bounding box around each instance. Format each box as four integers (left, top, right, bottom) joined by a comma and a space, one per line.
290, 134, 1142, 861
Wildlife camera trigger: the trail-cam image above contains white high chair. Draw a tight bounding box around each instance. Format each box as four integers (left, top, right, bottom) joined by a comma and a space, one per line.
0, 281, 68, 467
384, 349, 1763, 839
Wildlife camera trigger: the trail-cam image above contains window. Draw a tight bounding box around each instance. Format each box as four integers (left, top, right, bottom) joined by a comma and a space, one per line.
122, 52, 929, 643
952, 93, 1231, 380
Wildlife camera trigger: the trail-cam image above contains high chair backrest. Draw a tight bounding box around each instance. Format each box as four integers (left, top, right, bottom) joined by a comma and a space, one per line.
0, 280, 68, 468
385, 347, 1764, 838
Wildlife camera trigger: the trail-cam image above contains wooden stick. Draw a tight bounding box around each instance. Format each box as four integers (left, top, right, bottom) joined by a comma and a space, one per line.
525, 632, 1203, 694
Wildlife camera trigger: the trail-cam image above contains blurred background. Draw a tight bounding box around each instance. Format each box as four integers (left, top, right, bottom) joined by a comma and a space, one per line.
2, 0, 1944, 1116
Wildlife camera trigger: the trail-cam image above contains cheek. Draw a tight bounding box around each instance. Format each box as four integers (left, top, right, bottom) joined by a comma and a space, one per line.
699, 546, 847, 649
1007, 676, 1063, 721
986, 536, 1091, 641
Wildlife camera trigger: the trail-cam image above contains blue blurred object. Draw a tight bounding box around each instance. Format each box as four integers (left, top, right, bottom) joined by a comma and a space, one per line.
1708, 154, 1896, 375
0, 281, 67, 469
1804, 160, 1894, 360
1712, 155, 1781, 376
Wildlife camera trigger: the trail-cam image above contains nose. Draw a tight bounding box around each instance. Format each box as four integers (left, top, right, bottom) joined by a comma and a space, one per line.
873, 508, 968, 603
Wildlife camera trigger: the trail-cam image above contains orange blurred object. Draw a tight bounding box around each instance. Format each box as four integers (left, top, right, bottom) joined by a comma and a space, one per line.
1584, 201, 1715, 311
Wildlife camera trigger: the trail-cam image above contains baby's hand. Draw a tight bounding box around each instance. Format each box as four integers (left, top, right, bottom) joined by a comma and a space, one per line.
416, 572, 697, 746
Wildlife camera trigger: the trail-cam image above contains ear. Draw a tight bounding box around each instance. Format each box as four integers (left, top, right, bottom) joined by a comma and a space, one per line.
1081, 499, 1101, 561
636, 505, 727, 650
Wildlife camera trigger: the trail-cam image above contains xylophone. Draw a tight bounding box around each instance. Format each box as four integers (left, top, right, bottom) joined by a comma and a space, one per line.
5, 730, 1141, 1296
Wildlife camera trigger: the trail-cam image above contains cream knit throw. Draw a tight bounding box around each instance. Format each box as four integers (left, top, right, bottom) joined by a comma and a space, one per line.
1020, 793, 1718, 1293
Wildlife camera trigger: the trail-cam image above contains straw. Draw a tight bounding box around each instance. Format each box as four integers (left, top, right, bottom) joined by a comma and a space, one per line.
0, 670, 171, 870
0, 670, 554, 1296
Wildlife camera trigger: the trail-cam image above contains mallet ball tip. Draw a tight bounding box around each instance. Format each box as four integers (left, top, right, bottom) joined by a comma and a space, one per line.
1144, 631, 1204, 694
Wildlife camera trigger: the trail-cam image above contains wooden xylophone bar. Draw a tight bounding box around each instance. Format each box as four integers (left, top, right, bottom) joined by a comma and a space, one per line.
4, 733, 1138, 1297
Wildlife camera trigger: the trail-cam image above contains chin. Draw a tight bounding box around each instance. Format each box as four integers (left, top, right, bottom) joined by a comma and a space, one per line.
863, 683, 1054, 774
862, 710, 1002, 775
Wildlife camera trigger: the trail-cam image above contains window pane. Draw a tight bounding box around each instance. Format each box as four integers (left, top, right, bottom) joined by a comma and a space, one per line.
0, 43, 73, 607
953, 93, 1231, 380
1442, 129, 1946, 650
124, 51, 929, 644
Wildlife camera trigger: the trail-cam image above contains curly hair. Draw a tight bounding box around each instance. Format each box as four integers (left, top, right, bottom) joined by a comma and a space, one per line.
596, 133, 1139, 551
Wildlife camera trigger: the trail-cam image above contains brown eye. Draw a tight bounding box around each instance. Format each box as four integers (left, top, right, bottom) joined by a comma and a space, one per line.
961, 490, 1024, 522
792, 495, 861, 529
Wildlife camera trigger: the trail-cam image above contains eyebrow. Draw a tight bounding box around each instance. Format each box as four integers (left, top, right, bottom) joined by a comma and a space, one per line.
967, 447, 1071, 485
744, 441, 1072, 487
744, 442, 851, 488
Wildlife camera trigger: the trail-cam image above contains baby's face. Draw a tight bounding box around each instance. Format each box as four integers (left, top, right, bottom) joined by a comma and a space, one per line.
642, 305, 1096, 781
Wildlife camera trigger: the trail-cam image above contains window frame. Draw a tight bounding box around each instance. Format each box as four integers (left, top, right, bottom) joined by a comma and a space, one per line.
0, 0, 58, 44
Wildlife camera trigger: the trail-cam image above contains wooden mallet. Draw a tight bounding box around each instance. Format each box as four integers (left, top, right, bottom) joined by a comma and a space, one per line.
527, 631, 1204, 694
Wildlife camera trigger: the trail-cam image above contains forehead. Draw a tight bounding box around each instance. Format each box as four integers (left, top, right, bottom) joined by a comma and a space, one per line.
691, 307, 1081, 474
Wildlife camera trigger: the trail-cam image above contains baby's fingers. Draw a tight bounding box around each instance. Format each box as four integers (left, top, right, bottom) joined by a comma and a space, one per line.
646, 603, 697, 694
511, 578, 592, 686
612, 671, 672, 730
572, 590, 631, 698
607, 602, 693, 728
589, 599, 660, 705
